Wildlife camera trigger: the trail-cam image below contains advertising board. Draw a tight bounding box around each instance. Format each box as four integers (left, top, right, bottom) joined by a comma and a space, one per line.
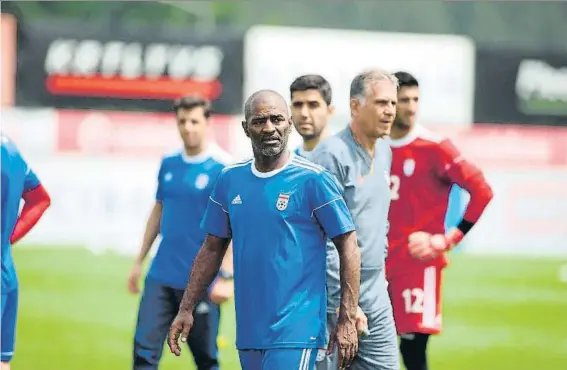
16, 21, 244, 114
475, 48, 567, 126
5, 108, 566, 256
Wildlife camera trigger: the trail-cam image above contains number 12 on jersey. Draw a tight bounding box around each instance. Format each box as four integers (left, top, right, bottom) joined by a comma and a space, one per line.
402, 288, 424, 313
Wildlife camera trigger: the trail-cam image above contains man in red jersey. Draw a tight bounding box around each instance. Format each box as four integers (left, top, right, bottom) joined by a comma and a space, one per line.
385, 72, 494, 370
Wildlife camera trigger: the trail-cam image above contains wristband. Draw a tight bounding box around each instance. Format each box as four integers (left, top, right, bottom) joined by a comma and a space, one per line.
457, 219, 474, 235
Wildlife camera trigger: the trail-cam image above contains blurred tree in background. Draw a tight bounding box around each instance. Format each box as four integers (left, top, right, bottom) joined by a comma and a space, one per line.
2, 0, 566, 51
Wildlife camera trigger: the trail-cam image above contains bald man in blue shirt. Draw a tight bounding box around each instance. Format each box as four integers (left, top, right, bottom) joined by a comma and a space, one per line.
168, 90, 362, 370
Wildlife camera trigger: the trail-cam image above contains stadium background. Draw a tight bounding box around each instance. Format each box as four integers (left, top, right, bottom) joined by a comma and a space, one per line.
1, 1, 566, 369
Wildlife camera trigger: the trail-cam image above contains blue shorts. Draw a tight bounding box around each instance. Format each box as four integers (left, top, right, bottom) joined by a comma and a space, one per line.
1, 289, 18, 362
239, 348, 317, 370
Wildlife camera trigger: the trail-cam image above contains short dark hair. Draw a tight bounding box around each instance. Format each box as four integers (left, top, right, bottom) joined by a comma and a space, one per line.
290, 74, 332, 105
393, 71, 419, 88
173, 95, 212, 118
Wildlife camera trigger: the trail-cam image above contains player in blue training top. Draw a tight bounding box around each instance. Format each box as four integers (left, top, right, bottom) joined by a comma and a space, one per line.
290, 75, 334, 160
128, 96, 234, 370
168, 90, 362, 370
1, 135, 51, 369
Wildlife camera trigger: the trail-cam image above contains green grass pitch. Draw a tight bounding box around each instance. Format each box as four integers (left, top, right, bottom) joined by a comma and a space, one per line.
11, 246, 567, 369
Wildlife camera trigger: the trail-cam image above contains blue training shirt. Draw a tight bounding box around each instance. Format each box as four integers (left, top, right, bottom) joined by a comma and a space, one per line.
147, 146, 231, 290
1, 135, 41, 292
201, 152, 355, 350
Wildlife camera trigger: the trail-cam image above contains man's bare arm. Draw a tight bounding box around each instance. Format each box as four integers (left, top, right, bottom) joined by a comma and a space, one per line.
179, 234, 231, 312
127, 202, 163, 294
135, 202, 162, 264
331, 230, 361, 323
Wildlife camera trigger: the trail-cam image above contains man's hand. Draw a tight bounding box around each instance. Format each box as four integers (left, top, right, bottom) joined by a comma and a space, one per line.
336, 306, 368, 337
127, 262, 143, 294
328, 317, 359, 369
408, 229, 464, 261
209, 277, 233, 304
408, 232, 442, 261
168, 310, 194, 356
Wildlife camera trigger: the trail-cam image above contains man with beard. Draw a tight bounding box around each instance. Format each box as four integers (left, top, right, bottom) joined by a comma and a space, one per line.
289, 75, 334, 160
168, 90, 361, 370
311, 69, 399, 370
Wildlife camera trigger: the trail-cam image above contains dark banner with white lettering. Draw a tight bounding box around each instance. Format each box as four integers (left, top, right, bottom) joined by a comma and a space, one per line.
474, 48, 567, 126
15, 21, 244, 114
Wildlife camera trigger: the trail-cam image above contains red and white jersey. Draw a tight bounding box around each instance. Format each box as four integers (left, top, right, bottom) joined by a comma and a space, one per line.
385, 125, 482, 279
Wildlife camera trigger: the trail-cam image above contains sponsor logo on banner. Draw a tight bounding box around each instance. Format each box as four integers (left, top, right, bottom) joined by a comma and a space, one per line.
15, 21, 244, 113
55, 110, 236, 156
245, 26, 475, 126
515, 59, 567, 116
44, 40, 224, 100
474, 48, 567, 126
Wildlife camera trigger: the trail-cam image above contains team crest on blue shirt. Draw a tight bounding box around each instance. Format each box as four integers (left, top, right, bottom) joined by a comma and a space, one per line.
195, 174, 209, 189
276, 193, 290, 211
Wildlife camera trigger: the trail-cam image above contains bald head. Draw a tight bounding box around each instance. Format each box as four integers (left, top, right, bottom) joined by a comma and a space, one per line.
241, 89, 293, 158
244, 90, 288, 121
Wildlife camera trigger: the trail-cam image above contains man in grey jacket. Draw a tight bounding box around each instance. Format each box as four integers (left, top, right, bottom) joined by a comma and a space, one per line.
312, 69, 400, 370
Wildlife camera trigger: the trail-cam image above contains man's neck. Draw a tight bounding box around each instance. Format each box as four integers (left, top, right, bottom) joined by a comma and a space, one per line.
254, 149, 290, 173
349, 122, 376, 157
303, 128, 330, 152
389, 124, 413, 140
184, 143, 207, 157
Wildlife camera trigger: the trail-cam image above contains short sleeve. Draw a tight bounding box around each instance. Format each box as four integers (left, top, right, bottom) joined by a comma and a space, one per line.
23, 164, 40, 193
155, 160, 165, 202
311, 149, 346, 190
200, 170, 231, 238
309, 171, 355, 239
